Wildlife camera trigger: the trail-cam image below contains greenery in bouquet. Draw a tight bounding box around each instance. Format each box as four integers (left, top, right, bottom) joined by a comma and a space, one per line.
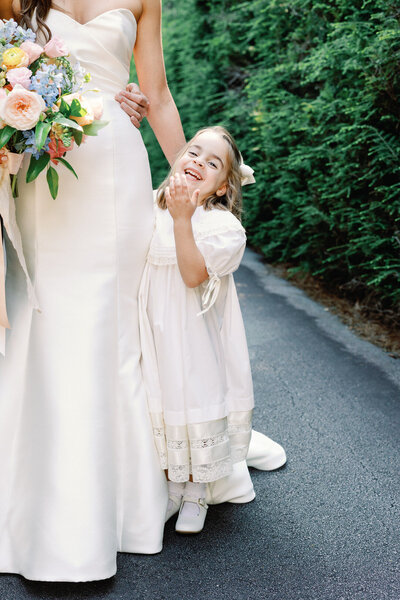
0, 18, 108, 198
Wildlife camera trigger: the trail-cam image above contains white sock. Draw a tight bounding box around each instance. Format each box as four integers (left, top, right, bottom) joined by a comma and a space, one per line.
168, 481, 185, 498
184, 481, 206, 500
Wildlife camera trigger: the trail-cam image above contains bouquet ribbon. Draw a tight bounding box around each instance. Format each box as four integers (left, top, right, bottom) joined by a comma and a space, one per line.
0, 166, 39, 356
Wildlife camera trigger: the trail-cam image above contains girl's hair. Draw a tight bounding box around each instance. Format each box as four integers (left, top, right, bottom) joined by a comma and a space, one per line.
157, 126, 243, 219
19, 0, 52, 42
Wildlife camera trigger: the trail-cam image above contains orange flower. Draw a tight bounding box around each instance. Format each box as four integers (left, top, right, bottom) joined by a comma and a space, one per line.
48, 135, 74, 164
62, 93, 94, 126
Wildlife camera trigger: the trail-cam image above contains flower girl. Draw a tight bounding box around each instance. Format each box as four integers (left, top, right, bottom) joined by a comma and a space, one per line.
139, 126, 256, 533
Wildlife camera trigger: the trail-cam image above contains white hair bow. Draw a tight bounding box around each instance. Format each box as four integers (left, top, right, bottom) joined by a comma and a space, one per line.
239, 162, 255, 186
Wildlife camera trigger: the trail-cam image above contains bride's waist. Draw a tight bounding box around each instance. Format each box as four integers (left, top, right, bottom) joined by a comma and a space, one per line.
83, 88, 131, 122
89, 77, 128, 97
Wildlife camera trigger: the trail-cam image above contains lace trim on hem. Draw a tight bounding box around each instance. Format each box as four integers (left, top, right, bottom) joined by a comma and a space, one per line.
228, 423, 252, 435
190, 432, 228, 449
168, 463, 190, 483
150, 411, 252, 482
167, 458, 233, 483
167, 439, 189, 450
191, 457, 233, 483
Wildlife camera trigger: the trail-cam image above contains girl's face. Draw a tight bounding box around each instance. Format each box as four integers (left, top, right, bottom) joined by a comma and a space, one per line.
175, 131, 229, 202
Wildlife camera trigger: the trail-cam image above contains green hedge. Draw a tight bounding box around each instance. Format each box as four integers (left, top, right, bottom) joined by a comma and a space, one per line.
134, 0, 400, 311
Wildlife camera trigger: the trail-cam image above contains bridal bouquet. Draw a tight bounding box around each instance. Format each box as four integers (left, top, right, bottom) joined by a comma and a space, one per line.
0, 18, 107, 199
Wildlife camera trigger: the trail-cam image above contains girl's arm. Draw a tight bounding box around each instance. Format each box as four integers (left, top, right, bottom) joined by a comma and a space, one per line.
166, 174, 209, 288
131, 0, 185, 164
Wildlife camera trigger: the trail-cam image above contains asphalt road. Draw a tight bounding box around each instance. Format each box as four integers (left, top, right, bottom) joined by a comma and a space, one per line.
1, 248, 399, 600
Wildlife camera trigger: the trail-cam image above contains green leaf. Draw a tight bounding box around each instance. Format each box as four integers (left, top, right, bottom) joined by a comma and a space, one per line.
53, 114, 83, 131
0, 125, 16, 149
59, 98, 71, 117
46, 166, 59, 199
35, 121, 52, 151
82, 120, 109, 136
26, 152, 50, 183
72, 129, 83, 146
69, 99, 87, 117
58, 157, 78, 179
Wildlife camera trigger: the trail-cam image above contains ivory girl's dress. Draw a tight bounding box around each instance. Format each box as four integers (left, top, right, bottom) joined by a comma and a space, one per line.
139, 202, 254, 483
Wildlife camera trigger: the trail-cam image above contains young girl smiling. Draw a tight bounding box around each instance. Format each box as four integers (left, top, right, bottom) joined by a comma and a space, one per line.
139, 126, 255, 534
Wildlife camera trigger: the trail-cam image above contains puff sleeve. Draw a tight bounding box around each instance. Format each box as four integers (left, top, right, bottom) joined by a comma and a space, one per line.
195, 219, 246, 315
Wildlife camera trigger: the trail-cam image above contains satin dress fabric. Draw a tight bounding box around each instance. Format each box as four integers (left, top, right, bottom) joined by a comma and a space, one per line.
0, 9, 167, 582
0, 8, 257, 582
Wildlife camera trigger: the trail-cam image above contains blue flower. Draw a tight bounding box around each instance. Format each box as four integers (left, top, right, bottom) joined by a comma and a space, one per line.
22, 129, 50, 160
1, 20, 18, 44
71, 61, 86, 92
0, 19, 36, 45
31, 63, 66, 107
14, 26, 36, 44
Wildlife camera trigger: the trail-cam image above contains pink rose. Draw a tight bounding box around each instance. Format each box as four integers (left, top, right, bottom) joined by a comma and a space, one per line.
44, 36, 69, 58
0, 84, 46, 130
7, 67, 32, 89
19, 41, 44, 64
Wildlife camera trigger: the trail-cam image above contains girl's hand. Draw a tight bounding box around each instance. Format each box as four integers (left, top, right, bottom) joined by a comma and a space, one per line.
165, 173, 200, 222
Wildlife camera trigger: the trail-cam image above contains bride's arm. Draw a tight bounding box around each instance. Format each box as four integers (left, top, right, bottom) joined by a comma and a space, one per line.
131, 0, 185, 164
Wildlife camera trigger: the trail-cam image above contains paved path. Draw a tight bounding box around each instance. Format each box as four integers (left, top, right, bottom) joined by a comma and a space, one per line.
1, 249, 399, 600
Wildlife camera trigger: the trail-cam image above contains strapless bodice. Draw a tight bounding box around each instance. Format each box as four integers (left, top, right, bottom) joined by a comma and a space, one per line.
39, 8, 137, 95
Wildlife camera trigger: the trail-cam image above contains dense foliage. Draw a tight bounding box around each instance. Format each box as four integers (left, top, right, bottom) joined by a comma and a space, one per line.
133, 0, 400, 314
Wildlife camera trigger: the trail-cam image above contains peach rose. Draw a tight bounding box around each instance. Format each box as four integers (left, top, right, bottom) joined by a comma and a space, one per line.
62, 93, 94, 126
89, 96, 103, 120
7, 67, 32, 89
44, 36, 69, 58
0, 84, 46, 130
2, 47, 29, 70
19, 41, 44, 64
0, 88, 6, 128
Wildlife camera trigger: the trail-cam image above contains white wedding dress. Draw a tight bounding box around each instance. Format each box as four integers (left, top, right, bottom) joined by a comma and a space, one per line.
0, 8, 285, 582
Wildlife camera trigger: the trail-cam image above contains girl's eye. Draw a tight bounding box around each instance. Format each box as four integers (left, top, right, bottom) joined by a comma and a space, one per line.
209, 161, 217, 169
188, 151, 197, 157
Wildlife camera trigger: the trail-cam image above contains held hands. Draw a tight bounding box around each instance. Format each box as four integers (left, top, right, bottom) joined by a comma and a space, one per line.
166, 174, 200, 222
115, 82, 149, 128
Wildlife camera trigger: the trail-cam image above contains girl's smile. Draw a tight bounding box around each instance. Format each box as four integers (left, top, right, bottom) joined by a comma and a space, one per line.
184, 167, 202, 181
176, 131, 229, 200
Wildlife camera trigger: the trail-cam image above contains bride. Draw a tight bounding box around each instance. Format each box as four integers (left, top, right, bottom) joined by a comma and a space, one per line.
0, 0, 285, 582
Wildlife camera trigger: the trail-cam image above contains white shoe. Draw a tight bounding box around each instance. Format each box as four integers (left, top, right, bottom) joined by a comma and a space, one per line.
175, 496, 208, 534
207, 461, 255, 505
246, 430, 287, 471
165, 493, 183, 523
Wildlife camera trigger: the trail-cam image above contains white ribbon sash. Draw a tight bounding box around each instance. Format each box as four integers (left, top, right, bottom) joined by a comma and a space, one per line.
0, 167, 39, 355
197, 272, 221, 316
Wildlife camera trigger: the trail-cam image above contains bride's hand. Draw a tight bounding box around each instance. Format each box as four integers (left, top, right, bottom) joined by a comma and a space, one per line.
115, 82, 149, 128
